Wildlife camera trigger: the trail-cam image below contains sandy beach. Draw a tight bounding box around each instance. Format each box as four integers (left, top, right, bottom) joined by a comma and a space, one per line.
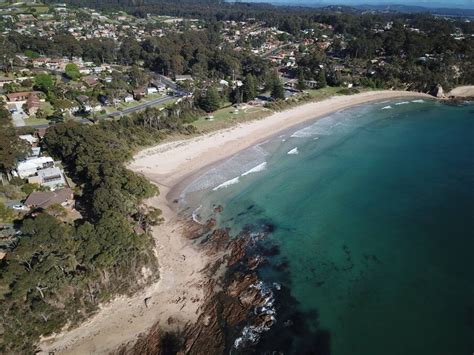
448, 85, 474, 97
38, 90, 432, 354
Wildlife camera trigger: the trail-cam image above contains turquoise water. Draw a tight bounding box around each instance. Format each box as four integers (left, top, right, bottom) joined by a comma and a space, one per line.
185, 99, 474, 354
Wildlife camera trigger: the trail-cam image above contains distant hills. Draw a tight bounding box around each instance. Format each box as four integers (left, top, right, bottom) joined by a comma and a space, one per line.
309, 4, 474, 17
353, 4, 474, 17
228, 1, 474, 16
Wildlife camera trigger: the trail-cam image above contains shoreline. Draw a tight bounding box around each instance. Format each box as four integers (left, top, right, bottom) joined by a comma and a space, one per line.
38, 90, 432, 354
133, 90, 432, 204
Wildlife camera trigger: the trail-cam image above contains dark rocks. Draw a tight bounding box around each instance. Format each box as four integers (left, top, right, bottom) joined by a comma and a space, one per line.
119, 214, 276, 355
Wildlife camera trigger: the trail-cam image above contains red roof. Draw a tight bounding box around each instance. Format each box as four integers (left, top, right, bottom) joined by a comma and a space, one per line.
6, 91, 40, 101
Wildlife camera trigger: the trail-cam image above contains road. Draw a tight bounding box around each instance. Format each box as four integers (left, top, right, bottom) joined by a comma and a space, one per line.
24, 95, 177, 129
101, 94, 175, 119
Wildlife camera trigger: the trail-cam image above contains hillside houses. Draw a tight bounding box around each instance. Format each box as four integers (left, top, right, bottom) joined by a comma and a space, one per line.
13, 134, 68, 191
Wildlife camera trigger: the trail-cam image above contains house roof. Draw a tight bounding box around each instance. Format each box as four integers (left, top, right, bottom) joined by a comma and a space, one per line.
24, 188, 73, 209
82, 76, 98, 86
6, 91, 40, 101
26, 94, 40, 109
175, 75, 193, 81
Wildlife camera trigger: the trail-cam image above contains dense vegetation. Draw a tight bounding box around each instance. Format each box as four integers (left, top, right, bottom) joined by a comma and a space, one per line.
0, 100, 198, 352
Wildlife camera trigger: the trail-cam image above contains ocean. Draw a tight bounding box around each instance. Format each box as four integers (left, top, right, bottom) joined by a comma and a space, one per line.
180, 98, 474, 355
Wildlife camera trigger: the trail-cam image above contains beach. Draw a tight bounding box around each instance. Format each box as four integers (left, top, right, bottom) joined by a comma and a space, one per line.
38, 90, 432, 354
448, 85, 474, 97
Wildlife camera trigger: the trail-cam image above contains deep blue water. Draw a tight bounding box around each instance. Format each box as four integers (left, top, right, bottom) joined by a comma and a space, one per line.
184, 99, 474, 355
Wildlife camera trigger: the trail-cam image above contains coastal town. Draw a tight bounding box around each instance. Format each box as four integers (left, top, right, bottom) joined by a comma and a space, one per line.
0, 0, 473, 353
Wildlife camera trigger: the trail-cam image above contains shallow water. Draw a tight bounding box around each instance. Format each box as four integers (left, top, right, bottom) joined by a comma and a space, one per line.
183, 99, 474, 354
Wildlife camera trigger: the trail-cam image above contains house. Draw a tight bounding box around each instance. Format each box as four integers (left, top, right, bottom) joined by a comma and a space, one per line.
76, 95, 92, 112
0, 77, 14, 88
25, 94, 41, 115
6, 91, 40, 103
24, 188, 74, 209
17, 157, 54, 179
124, 95, 134, 103
32, 57, 50, 68
147, 87, 158, 95
150, 80, 167, 92
175, 75, 193, 82
303, 80, 319, 89
19, 134, 39, 146
28, 167, 66, 189
81, 76, 99, 87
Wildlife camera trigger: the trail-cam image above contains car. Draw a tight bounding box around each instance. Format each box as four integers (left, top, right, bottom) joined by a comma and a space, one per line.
12, 204, 28, 211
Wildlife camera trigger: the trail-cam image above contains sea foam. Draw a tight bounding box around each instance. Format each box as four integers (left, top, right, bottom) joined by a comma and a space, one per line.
395, 101, 409, 105
382, 105, 392, 110
412, 99, 425, 103
288, 147, 299, 155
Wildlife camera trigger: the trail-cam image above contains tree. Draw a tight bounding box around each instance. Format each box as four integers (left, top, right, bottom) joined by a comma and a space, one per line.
0, 202, 14, 223
198, 86, 221, 113
243, 74, 257, 102
128, 66, 147, 89
0, 104, 30, 173
34, 74, 54, 94
296, 71, 307, 91
271, 75, 285, 100
65, 63, 81, 80
317, 69, 327, 89
47, 110, 64, 123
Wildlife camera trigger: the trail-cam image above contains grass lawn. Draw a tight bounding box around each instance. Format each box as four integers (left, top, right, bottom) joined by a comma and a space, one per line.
40, 102, 54, 116
306, 86, 345, 100
193, 103, 270, 132
105, 93, 169, 113
24, 117, 49, 126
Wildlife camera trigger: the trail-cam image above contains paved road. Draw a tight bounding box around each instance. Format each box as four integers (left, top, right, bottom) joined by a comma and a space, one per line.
22, 96, 177, 129
100, 95, 176, 119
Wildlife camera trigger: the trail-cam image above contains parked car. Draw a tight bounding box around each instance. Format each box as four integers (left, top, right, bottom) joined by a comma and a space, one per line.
12, 204, 28, 211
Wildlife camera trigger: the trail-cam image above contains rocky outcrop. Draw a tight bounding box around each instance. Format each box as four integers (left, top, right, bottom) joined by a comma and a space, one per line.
117, 220, 275, 355
432, 84, 445, 98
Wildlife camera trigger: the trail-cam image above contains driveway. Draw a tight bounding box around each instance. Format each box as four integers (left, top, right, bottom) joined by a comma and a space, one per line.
9, 102, 27, 127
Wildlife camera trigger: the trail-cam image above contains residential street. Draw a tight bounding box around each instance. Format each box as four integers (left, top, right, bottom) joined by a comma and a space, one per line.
100, 94, 175, 119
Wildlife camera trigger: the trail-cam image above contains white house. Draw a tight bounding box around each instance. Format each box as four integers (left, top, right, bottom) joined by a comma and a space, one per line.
17, 157, 54, 179
124, 95, 134, 103
147, 87, 158, 95
28, 167, 66, 190
19, 134, 39, 146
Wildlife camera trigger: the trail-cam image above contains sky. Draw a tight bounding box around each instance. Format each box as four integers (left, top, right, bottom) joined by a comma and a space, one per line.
236, 0, 474, 10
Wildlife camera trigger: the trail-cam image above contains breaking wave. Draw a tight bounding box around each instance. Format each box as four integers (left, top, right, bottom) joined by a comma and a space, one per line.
212, 177, 240, 191
233, 281, 276, 349
287, 147, 299, 155
395, 101, 409, 105
242, 162, 267, 176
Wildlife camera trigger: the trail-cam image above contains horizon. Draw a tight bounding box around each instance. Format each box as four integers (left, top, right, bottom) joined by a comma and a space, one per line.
231, 0, 474, 10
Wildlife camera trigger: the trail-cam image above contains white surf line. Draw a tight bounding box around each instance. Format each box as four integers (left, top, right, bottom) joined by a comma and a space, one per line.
241, 162, 267, 177
212, 176, 240, 191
